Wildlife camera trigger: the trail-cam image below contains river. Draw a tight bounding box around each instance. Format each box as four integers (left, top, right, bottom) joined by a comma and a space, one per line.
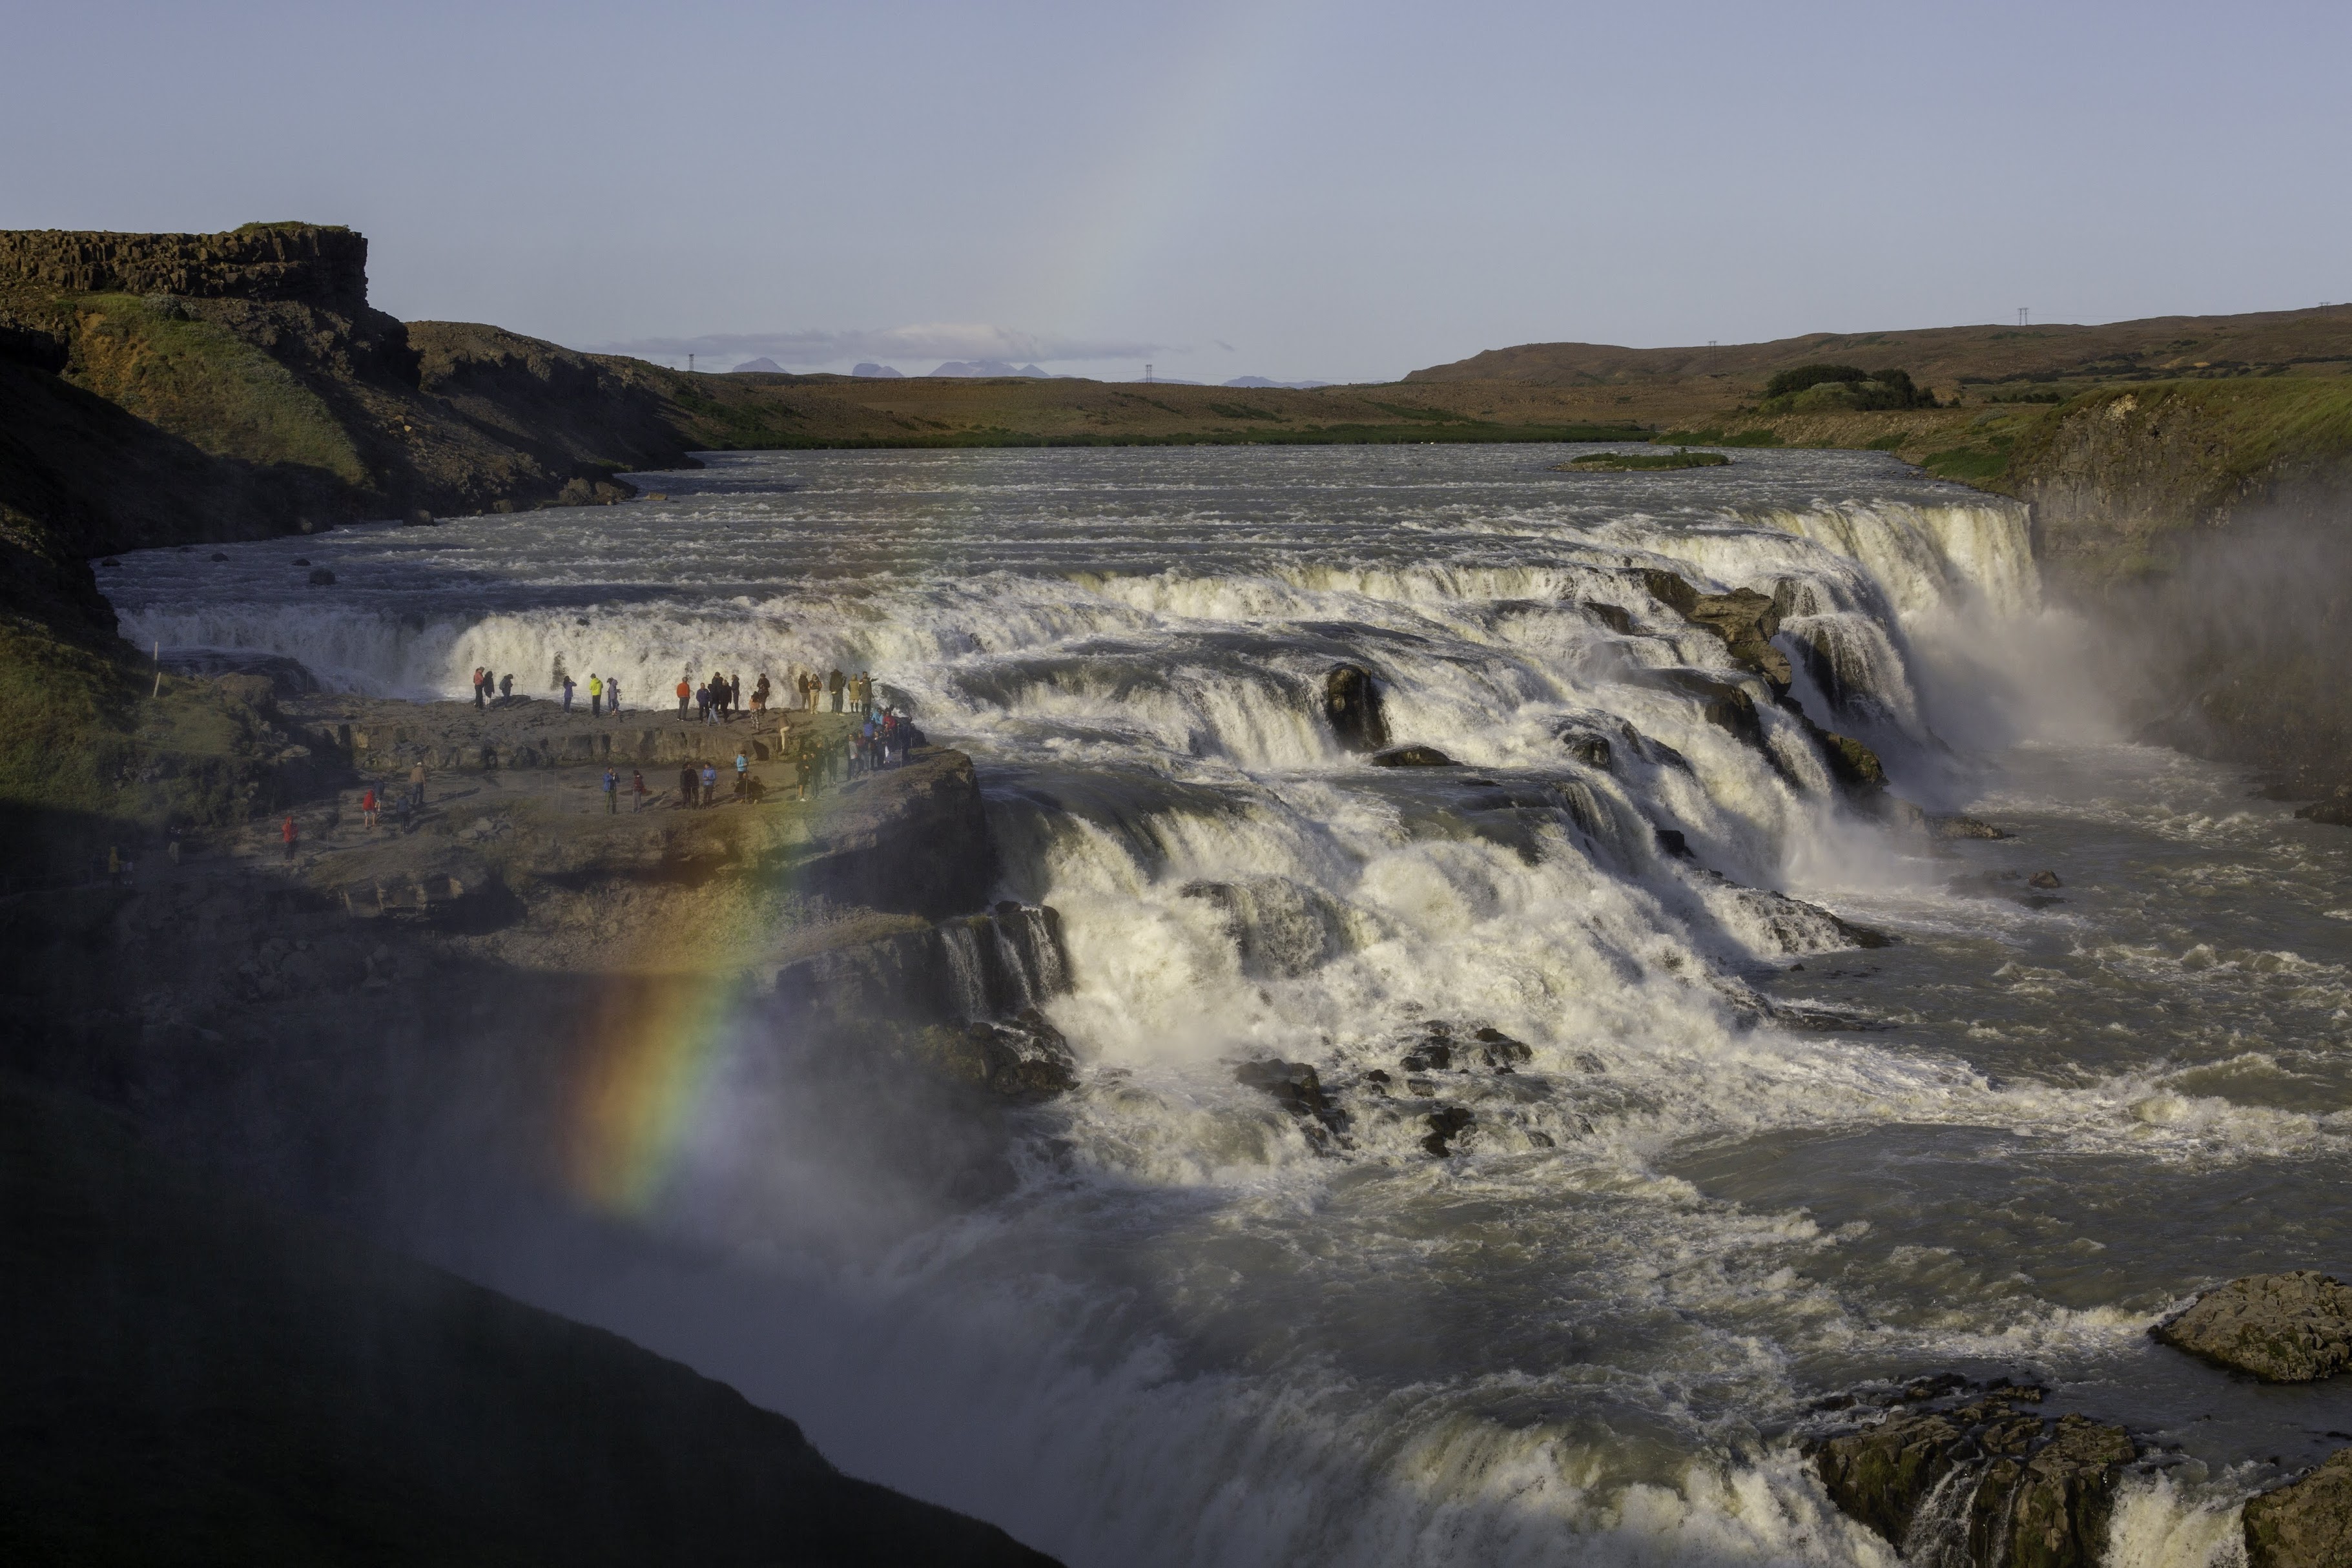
105, 445, 2352, 1566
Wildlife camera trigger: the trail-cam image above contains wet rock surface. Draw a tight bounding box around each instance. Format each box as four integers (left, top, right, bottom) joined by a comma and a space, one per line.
2151, 1270, 2352, 1382
1811, 1386, 2134, 1568
1369, 743, 1456, 768
1687, 586, 1795, 692
2293, 785, 2352, 827
2244, 1447, 2352, 1568
1233, 1058, 1350, 1149
1323, 663, 1388, 752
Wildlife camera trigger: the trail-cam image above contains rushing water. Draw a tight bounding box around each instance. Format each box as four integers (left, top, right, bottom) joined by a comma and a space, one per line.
107, 447, 2352, 1565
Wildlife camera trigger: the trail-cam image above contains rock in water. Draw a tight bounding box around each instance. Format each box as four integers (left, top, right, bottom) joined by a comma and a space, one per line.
1233, 1058, 1331, 1117
2028, 870, 2063, 889
1932, 814, 2013, 840
1819, 730, 1888, 790
1323, 663, 1388, 752
1813, 1394, 2133, 1568
1557, 727, 1613, 770
2244, 1447, 2352, 1568
1369, 744, 1454, 768
1653, 670, 1764, 749
1687, 586, 1794, 692
1635, 568, 1699, 617
2295, 788, 2352, 827
1422, 1106, 1474, 1156
1579, 600, 1635, 634
2151, 1270, 2352, 1381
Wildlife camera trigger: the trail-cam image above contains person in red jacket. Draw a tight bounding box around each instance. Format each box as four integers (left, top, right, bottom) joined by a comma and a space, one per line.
281, 813, 298, 862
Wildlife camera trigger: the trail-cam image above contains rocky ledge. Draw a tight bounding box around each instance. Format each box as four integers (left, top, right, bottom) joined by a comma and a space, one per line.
1812, 1383, 2132, 1568
2151, 1270, 2352, 1383
2245, 1449, 2352, 1568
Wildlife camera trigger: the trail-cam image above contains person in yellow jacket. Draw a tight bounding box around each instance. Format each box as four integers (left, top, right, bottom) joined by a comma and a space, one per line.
588, 673, 604, 717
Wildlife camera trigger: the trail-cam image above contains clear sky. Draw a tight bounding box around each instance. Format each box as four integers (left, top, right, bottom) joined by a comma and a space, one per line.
7, 1, 2348, 383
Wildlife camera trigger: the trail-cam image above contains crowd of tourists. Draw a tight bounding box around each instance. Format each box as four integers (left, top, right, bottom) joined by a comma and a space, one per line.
426, 655, 919, 820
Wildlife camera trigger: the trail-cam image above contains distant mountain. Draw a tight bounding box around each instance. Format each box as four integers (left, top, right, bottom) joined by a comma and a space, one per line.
1224, 375, 1332, 389
728, 357, 785, 373
851, 362, 904, 378
927, 360, 1053, 378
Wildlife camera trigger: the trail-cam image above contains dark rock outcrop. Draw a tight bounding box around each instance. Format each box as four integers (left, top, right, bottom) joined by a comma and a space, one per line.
1813, 1392, 2134, 1568
1636, 568, 1700, 617
1323, 663, 1388, 752
1932, 814, 2012, 840
918, 1011, 1078, 1100
1472, 1026, 1532, 1069
0, 224, 371, 309
1233, 1058, 1350, 1149
1687, 586, 1794, 692
1422, 1105, 1475, 1156
1651, 670, 1764, 749
1369, 743, 1455, 768
1234, 1058, 1332, 1117
2151, 1271, 2352, 1382
2244, 1447, 2352, 1568
1558, 727, 1614, 770
2295, 787, 2352, 827
1579, 600, 1636, 634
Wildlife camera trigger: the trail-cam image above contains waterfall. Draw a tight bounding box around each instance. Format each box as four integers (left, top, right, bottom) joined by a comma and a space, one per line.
938, 920, 990, 1018
1735, 499, 2041, 617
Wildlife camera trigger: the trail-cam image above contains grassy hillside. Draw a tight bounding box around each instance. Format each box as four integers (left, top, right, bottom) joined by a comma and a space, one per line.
1406, 307, 2352, 402
645, 368, 1656, 449
62, 293, 367, 481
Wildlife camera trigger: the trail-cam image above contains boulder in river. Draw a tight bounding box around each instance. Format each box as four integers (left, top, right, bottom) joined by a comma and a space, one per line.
1558, 727, 1614, 770
1653, 670, 1763, 749
1813, 1392, 2134, 1568
1369, 743, 1455, 768
1687, 586, 1794, 692
2028, 870, 2063, 890
2151, 1271, 2352, 1382
1932, 814, 2013, 840
1422, 1106, 1474, 1156
1324, 664, 1388, 752
2295, 788, 2352, 827
1635, 568, 1699, 617
1234, 1058, 1332, 1117
2243, 1447, 2352, 1568
1579, 600, 1636, 634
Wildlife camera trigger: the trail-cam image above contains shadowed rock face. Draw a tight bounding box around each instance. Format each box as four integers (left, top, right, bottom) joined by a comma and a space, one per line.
1368, 743, 1456, 768
2245, 1448, 2352, 1568
0, 1079, 1062, 1568
2151, 1270, 2352, 1382
1323, 663, 1387, 752
1813, 1393, 2134, 1568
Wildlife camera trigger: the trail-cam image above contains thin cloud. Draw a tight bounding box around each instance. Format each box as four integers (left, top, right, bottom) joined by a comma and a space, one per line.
586, 323, 1168, 367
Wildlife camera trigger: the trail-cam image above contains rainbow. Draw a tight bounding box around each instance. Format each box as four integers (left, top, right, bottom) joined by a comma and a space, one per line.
565, 971, 749, 1215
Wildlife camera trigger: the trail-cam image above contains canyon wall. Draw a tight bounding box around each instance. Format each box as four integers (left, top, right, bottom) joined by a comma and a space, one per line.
2000, 380, 2352, 783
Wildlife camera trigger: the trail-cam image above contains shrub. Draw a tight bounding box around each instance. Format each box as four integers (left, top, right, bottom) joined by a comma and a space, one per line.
1764, 364, 1870, 400
1759, 364, 1936, 414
